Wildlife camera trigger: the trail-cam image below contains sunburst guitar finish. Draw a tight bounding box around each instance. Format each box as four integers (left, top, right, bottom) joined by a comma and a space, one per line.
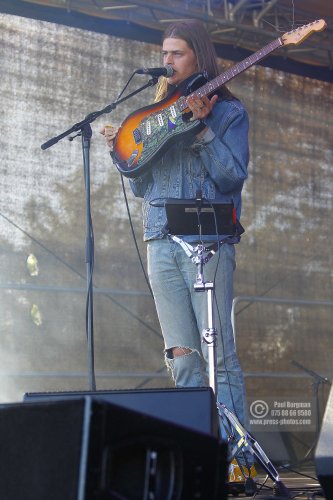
112, 75, 205, 178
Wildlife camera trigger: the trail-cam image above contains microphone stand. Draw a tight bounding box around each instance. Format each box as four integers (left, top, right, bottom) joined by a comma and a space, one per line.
165, 199, 291, 497
41, 76, 158, 391
291, 359, 331, 461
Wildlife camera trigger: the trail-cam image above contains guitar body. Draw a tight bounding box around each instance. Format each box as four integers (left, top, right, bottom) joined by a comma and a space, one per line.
112, 73, 207, 178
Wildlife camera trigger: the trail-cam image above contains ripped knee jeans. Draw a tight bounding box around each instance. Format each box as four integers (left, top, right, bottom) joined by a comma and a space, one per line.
147, 238, 251, 463
147, 238, 246, 414
165, 347, 208, 387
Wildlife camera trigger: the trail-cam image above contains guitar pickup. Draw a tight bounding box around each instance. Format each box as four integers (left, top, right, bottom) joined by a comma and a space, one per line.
133, 128, 142, 145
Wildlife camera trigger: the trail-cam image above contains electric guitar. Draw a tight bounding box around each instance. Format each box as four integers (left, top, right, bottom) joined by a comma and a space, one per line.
112, 19, 326, 178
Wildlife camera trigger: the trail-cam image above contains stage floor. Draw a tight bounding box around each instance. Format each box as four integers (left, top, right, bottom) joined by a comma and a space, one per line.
227, 463, 324, 499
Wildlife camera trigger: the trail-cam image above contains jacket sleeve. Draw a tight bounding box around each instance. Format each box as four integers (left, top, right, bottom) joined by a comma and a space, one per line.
199, 103, 249, 193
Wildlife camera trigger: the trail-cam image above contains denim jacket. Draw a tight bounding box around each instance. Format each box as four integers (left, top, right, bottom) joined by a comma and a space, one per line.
129, 98, 249, 241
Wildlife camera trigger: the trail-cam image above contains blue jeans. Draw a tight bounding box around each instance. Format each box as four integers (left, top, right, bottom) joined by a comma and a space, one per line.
147, 238, 252, 465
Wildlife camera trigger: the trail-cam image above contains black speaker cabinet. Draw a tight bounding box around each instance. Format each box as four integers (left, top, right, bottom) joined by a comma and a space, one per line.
24, 387, 218, 437
0, 397, 227, 500
315, 384, 333, 499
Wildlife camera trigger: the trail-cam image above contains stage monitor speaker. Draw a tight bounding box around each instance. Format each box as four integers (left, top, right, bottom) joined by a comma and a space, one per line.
0, 397, 227, 500
23, 387, 218, 437
315, 384, 333, 499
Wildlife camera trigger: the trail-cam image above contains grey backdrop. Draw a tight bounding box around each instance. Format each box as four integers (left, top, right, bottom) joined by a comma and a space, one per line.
1, 13, 332, 458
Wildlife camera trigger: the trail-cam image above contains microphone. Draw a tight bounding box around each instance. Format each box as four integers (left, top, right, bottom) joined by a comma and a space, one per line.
136, 65, 174, 77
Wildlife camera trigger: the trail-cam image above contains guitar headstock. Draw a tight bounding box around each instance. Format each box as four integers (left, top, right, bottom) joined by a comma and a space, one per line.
282, 19, 327, 46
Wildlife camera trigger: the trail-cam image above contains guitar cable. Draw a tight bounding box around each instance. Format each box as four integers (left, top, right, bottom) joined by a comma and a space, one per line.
120, 173, 154, 298
113, 63, 163, 299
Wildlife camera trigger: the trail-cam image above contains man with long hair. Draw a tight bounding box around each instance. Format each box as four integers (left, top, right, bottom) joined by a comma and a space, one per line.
102, 19, 256, 486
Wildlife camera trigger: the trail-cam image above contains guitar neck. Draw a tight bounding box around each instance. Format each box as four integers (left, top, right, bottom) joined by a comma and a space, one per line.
178, 36, 283, 110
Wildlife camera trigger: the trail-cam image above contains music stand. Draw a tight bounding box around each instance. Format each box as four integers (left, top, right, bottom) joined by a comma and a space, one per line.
165, 198, 291, 498
165, 199, 237, 237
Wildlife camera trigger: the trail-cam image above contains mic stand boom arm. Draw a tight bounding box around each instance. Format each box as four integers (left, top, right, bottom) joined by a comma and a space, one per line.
41, 77, 158, 151
40, 77, 158, 392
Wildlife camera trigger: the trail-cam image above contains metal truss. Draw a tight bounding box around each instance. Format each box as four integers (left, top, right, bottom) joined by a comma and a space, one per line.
23, 0, 333, 67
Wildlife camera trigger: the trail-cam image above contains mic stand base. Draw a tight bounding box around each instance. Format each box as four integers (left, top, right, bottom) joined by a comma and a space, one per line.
219, 402, 292, 498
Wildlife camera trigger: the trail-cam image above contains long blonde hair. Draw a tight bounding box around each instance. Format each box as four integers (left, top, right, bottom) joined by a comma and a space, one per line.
154, 19, 232, 102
